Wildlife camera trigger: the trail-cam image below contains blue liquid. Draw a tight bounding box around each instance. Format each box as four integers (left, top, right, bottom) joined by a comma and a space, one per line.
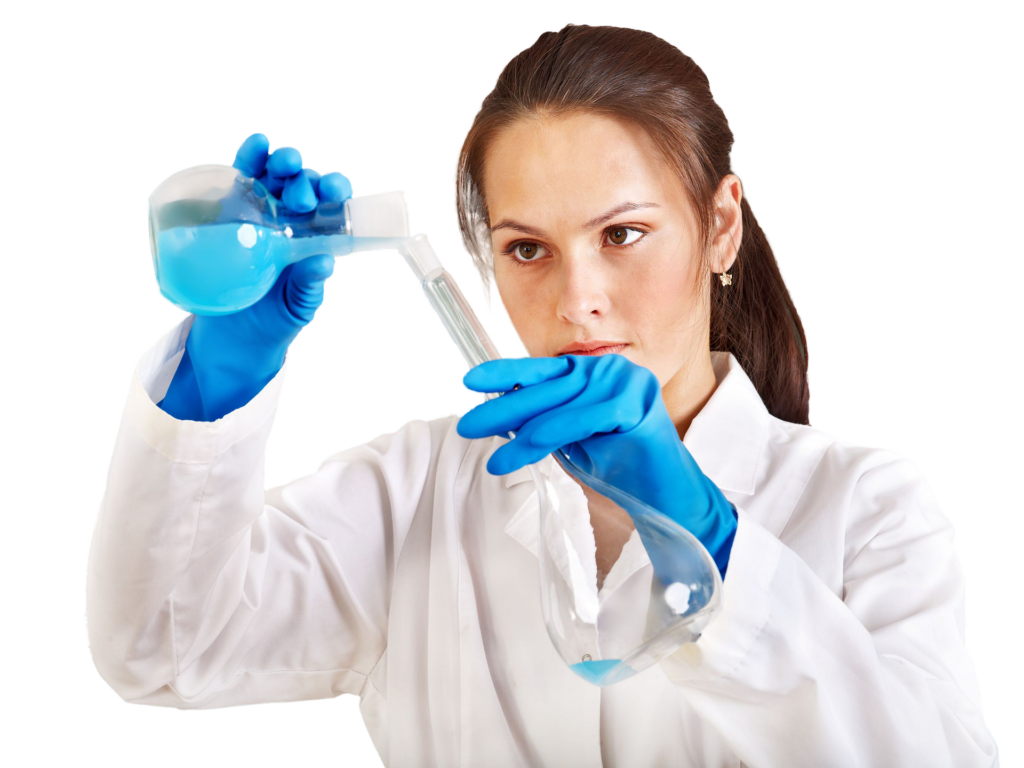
154, 222, 357, 316
570, 658, 624, 686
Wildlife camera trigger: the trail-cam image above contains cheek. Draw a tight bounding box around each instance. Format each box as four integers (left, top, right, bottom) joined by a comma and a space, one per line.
628, 248, 700, 346
495, 269, 527, 314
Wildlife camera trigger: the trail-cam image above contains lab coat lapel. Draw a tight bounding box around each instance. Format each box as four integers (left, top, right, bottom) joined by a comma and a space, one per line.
500, 454, 556, 560
501, 456, 602, 613
424, 429, 468, 766
681, 350, 769, 496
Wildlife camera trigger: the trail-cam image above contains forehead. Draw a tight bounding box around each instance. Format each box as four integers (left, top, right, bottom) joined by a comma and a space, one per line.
482, 111, 683, 225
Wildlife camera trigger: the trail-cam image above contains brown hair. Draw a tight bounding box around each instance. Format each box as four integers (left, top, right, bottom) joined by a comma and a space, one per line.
455, 23, 810, 425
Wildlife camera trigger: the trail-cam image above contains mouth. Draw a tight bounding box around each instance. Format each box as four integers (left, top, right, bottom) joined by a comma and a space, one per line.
557, 343, 629, 357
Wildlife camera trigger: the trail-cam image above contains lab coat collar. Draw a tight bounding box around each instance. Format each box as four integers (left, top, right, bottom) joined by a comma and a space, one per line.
501, 350, 770, 496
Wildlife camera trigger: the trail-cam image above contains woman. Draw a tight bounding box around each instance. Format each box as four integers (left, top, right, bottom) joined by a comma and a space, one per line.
86, 24, 997, 766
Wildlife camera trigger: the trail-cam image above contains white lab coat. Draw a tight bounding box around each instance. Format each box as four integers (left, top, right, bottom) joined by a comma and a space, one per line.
87, 315, 998, 767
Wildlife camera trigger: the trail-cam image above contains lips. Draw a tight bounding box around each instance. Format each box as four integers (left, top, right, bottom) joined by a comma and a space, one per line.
557, 341, 629, 356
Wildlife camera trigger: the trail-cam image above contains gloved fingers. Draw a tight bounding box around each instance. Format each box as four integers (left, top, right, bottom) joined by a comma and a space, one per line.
457, 362, 590, 439
318, 172, 353, 204
258, 170, 285, 198
480, 407, 569, 474
233, 133, 269, 178
487, 403, 614, 475
283, 171, 317, 213
484, 433, 556, 476
463, 356, 571, 393
303, 168, 322, 197
266, 147, 303, 179
527, 390, 646, 450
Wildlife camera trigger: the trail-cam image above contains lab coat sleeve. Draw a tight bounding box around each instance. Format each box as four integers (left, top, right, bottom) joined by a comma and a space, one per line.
87, 317, 434, 709
658, 452, 998, 766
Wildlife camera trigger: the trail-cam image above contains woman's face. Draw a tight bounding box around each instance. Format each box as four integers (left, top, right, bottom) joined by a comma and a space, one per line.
482, 111, 720, 387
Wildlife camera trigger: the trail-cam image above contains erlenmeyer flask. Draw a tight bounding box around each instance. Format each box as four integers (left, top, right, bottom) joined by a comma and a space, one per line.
148, 164, 410, 315
399, 234, 724, 687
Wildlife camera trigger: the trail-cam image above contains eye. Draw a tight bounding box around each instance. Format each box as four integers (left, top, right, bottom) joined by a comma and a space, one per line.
500, 225, 648, 267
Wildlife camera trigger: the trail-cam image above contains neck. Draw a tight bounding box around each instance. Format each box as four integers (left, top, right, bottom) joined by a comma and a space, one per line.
661, 348, 719, 442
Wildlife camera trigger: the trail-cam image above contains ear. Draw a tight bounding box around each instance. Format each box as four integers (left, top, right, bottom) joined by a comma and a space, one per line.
710, 175, 744, 275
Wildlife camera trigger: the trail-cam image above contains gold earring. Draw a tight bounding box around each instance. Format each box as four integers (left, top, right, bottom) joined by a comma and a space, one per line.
719, 270, 732, 286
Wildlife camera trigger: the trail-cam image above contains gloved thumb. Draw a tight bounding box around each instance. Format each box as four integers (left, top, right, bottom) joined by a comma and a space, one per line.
290, 253, 336, 283
283, 254, 336, 324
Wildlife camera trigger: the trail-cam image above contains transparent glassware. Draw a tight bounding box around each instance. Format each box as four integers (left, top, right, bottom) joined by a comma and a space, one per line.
399, 234, 724, 687
148, 164, 410, 315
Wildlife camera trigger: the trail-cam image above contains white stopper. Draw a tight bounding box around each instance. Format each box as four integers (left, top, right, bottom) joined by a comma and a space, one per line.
344, 191, 410, 238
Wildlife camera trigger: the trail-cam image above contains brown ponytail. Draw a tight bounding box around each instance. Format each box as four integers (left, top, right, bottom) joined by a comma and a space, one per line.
455, 23, 810, 425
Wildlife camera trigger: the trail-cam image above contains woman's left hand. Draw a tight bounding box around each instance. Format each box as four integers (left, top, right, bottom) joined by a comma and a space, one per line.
457, 353, 738, 578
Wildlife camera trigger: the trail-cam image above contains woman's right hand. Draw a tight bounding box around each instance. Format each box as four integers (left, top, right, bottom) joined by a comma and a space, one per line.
157, 133, 352, 422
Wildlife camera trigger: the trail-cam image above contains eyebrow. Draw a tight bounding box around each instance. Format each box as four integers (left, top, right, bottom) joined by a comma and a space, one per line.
488, 201, 661, 237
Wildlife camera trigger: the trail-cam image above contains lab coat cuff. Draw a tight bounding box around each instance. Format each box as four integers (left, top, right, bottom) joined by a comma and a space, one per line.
126, 315, 288, 464
658, 504, 781, 683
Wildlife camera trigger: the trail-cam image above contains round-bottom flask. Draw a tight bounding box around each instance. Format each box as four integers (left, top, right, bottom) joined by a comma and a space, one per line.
533, 448, 722, 686
147, 164, 409, 315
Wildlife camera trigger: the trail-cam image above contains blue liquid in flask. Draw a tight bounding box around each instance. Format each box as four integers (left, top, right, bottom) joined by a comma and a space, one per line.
153, 222, 359, 316
570, 659, 625, 686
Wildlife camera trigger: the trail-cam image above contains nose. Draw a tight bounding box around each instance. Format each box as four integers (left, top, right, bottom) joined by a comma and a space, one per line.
555, 255, 611, 325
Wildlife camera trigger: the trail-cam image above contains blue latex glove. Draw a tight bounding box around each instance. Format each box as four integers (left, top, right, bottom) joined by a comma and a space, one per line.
157, 133, 353, 422
457, 353, 738, 579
